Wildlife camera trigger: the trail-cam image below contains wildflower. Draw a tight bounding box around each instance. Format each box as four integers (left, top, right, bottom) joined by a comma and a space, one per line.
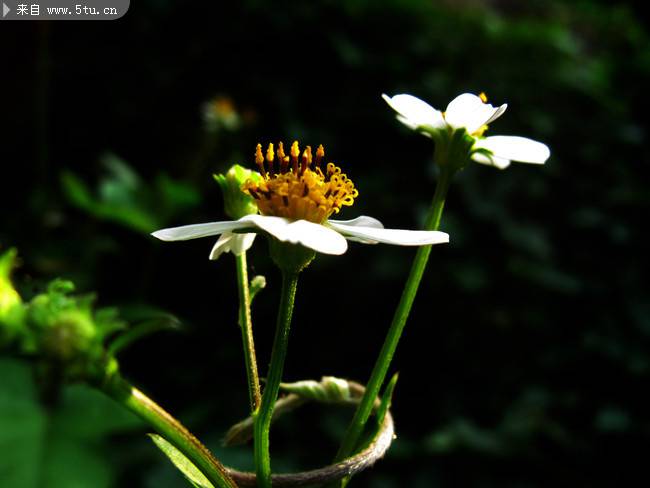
382, 93, 550, 169
152, 142, 449, 257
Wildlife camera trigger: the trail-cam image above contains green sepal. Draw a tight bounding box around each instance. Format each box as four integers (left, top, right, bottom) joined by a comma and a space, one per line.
423, 127, 476, 173
148, 434, 215, 488
268, 238, 316, 274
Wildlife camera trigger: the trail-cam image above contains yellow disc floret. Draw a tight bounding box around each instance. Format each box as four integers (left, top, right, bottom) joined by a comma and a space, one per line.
242, 141, 358, 223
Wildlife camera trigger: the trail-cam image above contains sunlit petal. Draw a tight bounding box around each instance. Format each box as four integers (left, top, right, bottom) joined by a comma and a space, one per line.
475, 136, 550, 164
445, 93, 504, 134
151, 220, 252, 241
249, 215, 348, 255
333, 224, 449, 246
472, 152, 512, 169
209, 232, 256, 260
382, 94, 446, 130
327, 216, 385, 244
328, 215, 385, 229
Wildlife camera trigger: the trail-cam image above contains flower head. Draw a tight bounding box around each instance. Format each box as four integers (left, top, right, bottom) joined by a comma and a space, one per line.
244, 142, 358, 223
152, 142, 449, 258
382, 93, 550, 170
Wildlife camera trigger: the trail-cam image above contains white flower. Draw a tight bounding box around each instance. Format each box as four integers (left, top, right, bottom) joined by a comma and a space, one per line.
151, 213, 449, 258
382, 93, 550, 169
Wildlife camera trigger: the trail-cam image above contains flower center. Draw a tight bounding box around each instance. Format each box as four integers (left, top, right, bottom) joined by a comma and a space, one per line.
242, 141, 358, 224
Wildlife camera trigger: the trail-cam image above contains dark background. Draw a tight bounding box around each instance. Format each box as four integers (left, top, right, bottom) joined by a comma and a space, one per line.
1, 0, 649, 486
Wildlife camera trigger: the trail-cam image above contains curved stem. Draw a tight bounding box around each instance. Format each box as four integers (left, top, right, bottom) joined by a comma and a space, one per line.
253, 271, 300, 488
101, 374, 238, 488
228, 381, 394, 487
235, 252, 261, 412
331, 167, 454, 485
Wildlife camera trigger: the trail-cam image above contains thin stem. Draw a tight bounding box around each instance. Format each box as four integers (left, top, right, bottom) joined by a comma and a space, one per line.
235, 252, 262, 412
253, 271, 300, 488
101, 374, 238, 488
331, 167, 454, 484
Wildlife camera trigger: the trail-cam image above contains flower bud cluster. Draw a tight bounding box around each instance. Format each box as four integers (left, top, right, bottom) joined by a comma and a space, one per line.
0, 249, 123, 384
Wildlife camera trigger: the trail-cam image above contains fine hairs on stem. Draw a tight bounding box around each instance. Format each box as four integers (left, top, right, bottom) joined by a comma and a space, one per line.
235, 251, 262, 412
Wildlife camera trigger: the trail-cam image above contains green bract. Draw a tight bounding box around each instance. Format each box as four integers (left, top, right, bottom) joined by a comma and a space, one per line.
213, 164, 262, 220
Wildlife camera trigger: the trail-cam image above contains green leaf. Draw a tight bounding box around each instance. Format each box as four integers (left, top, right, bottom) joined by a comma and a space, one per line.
0, 358, 142, 488
148, 434, 215, 488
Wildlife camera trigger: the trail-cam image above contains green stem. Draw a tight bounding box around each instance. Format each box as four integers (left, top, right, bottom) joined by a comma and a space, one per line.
331, 167, 454, 483
101, 374, 238, 488
235, 252, 262, 412
253, 271, 300, 488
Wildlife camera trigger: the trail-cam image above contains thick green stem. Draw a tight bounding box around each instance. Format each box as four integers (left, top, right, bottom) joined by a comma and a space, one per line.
253, 271, 299, 488
235, 252, 262, 412
101, 374, 238, 488
331, 167, 454, 484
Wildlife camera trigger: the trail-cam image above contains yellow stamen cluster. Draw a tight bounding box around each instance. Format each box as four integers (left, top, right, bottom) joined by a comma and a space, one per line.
242, 141, 358, 223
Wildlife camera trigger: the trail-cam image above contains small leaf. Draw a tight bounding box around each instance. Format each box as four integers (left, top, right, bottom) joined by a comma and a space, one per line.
60, 171, 95, 209
376, 372, 399, 429
148, 434, 215, 488
108, 314, 181, 356
354, 373, 399, 455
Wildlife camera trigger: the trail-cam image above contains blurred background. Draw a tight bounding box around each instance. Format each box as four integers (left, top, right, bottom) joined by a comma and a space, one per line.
1, 0, 649, 486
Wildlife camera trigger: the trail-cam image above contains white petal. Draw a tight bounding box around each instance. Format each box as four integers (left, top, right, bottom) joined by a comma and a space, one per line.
444, 93, 506, 134
330, 222, 450, 246
396, 114, 418, 130
485, 103, 508, 125
209, 232, 256, 260
475, 136, 550, 164
328, 215, 385, 229
382, 94, 445, 130
327, 216, 385, 244
151, 219, 253, 241
472, 152, 512, 170
232, 233, 257, 254
247, 215, 348, 255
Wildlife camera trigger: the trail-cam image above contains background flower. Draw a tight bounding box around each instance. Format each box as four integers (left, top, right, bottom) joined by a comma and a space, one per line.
383, 93, 550, 169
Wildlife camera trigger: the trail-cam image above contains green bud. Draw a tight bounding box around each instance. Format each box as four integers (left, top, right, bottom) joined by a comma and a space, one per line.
22, 279, 123, 383
39, 309, 97, 363
213, 164, 262, 220
0, 248, 24, 347
249, 275, 266, 304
